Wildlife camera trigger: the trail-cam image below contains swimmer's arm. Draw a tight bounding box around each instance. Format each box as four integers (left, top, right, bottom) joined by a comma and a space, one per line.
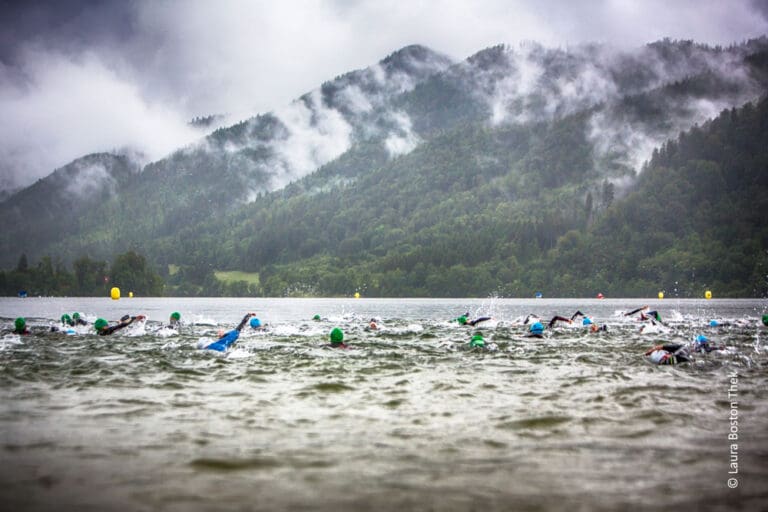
548, 316, 571, 328
235, 313, 256, 332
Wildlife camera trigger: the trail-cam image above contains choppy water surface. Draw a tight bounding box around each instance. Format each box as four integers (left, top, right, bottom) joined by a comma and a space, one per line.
1, 297, 767, 511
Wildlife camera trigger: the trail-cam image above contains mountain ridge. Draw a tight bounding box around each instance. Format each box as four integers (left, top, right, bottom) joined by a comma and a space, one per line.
2, 37, 767, 297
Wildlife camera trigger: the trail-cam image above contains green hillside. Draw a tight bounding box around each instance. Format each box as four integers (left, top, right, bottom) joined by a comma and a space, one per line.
185, 96, 768, 298
541, 98, 768, 297
2, 39, 768, 297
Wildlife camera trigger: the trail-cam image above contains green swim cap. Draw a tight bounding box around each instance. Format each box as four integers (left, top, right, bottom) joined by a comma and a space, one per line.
313, 314, 321, 321
61, 314, 72, 325
14, 317, 26, 331
94, 318, 108, 331
330, 327, 344, 344
458, 315, 468, 325
470, 334, 485, 347
762, 314, 768, 327
170, 312, 181, 321
72, 312, 81, 321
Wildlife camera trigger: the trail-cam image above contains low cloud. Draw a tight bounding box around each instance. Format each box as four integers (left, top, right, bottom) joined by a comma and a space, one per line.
64, 162, 117, 198
470, 40, 765, 175
0, 48, 202, 190
384, 111, 420, 157
268, 90, 354, 190
1, 0, 766, 191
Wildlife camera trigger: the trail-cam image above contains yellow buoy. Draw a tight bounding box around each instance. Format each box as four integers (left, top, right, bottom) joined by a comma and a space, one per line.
658, 291, 664, 300
354, 292, 361, 299
129, 291, 134, 298
110, 287, 121, 300
705, 290, 712, 300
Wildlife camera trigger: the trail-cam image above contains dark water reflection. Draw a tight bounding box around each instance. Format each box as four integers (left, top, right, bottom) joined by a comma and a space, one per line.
1, 298, 767, 511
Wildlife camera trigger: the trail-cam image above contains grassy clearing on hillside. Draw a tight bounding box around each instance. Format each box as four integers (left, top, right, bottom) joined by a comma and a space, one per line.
214, 270, 260, 285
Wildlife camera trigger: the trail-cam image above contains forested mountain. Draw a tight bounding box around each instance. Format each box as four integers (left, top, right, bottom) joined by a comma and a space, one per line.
2, 38, 767, 297
154, 95, 768, 298
0, 153, 140, 266
541, 98, 768, 297
0, 45, 454, 267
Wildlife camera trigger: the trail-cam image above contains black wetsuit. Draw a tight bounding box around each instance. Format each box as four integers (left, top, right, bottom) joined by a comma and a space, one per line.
626, 307, 662, 323
523, 315, 539, 325
548, 316, 571, 328
467, 317, 491, 326
644, 311, 662, 322
661, 343, 692, 363
99, 316, 140, 336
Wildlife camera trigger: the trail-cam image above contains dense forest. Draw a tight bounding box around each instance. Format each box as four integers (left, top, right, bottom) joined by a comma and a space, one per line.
0, 251, 163, 297
1, 39, 767, 297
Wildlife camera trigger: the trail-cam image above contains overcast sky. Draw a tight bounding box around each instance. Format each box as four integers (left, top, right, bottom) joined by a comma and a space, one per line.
1, 0, 767, 190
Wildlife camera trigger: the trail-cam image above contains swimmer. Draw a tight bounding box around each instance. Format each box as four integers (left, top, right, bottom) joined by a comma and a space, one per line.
527, 321, 545, 338
94, 314, 146, 336
169, 312, 181, 328
570, 311, 607, 332
12, 317, 30, 335
50, 314, 77, 333
691, 334, 726, 354
583, 319, 608, 332
367, 318, 378, 331
707, 319, 737, 328
625, 306, 662, 323
249, 317, 266, 330
643, 310, 662, 322
61, 314, 75, 327
201, 313, 256, 352
72, 313, 88, 326
456, 313, 492, 327
469, 333, 485, 348
645, 343, 692, 365
328, 327, 348, 348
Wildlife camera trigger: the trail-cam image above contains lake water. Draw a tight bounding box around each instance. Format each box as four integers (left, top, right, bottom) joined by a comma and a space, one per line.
1, 297, 767, 511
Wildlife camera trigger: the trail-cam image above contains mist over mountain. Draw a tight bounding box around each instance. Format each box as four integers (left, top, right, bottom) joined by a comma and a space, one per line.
0, 152, 140, 265
2, 37, 767, 297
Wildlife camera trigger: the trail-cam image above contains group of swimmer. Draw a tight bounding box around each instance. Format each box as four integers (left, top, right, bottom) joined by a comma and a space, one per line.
7, 307, 768, 363
446, 305, 763, 362
10, 311, 175, 336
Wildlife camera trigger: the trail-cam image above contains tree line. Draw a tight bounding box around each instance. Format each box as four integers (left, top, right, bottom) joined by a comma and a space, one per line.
0, 251, 163, 297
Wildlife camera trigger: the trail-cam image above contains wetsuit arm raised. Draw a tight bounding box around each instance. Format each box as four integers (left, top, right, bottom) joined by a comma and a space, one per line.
235, 313, 256, 332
